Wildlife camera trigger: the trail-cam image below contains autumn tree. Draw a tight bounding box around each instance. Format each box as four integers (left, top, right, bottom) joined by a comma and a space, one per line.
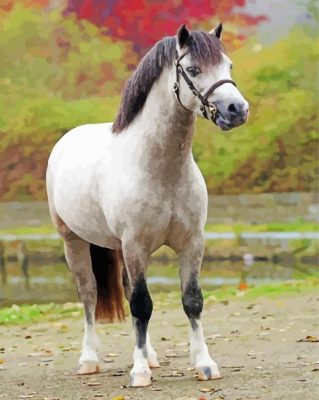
65, 0, 266, 52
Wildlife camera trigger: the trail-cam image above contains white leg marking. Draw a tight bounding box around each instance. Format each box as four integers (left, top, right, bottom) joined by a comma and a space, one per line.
130, 346, 152, 387
190, 320, 221, 380
146, 332, 160, 368
78, 317, 100, 374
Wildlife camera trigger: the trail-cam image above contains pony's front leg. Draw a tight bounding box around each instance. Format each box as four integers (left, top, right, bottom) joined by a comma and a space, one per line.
122, 243, 153, 387
64, 237, 100, 375
122, 267, 160, 368
178, 236, 221, 381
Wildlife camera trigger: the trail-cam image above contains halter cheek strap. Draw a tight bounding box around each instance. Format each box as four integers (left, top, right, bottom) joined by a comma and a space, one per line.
173, 51, 237, 122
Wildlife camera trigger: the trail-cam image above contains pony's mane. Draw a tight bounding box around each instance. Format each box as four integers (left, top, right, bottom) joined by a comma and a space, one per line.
112, 31, 223, 133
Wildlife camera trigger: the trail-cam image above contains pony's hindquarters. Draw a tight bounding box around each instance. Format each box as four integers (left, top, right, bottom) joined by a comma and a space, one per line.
90, 244, 125, 322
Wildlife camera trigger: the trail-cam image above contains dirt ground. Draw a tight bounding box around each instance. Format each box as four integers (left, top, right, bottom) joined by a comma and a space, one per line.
0, 293, 318, 400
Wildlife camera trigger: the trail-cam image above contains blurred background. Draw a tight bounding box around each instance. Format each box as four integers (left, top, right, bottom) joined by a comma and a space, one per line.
0, 0, 318, 307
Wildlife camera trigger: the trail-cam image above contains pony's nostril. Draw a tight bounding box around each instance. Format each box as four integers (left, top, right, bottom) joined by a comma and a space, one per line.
228, 103, 237, 113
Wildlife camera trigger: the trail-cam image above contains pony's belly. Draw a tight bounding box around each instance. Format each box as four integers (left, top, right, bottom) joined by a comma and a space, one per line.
55, 195, 121, 249
67, 222, 121, 249
63, 217, 121, 249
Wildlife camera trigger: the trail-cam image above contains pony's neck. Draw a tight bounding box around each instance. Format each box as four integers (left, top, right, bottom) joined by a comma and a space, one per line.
134, 68, 196, 168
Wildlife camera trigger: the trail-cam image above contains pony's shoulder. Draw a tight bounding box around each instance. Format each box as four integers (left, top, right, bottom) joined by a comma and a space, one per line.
49, 122, 114, 163
60, 122, 113, 143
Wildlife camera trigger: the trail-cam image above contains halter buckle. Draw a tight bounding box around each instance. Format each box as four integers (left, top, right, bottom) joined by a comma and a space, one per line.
209, 104, 217, 119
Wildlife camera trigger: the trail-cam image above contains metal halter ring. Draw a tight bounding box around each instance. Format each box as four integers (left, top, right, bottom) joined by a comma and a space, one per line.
209, 104, 217, 120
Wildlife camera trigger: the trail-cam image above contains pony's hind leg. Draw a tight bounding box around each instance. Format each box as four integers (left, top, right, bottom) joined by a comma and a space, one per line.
122, 266, 160, 368
178, 235, 221, 381
122, 242, 153, 387
56, 217, 100, 375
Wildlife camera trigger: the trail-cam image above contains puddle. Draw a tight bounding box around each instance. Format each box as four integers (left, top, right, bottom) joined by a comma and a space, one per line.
0, 259, 316, 307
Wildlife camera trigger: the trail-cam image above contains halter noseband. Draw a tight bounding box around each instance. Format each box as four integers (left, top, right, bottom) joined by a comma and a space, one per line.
173, 51, 236, 122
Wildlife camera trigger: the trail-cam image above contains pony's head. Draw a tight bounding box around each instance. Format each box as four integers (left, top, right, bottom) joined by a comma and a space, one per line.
172, 24, 249, 131
112, 24, 249, 134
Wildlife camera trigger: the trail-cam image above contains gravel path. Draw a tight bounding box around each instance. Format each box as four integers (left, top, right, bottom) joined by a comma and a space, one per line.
0, 293, 318, 400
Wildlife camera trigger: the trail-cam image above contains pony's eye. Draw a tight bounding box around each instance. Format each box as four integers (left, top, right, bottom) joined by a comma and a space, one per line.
186, 66, 201, 77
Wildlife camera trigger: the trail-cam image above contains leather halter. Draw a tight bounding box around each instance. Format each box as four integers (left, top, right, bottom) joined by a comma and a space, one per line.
173, 51, 236, 122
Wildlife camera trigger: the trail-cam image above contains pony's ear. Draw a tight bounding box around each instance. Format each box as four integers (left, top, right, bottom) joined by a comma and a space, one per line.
209, 22, 223, 39
177, 24, 190, 49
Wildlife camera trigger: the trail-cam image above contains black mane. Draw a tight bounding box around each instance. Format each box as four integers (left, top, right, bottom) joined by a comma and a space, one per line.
112, 31, 223, 133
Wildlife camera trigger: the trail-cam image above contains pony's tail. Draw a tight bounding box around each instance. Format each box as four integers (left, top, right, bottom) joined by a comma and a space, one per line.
89, 244, 125, 322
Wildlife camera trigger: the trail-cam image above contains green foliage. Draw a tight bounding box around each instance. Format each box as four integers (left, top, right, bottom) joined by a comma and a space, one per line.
193, 28, 319, 193
0, 4, 318, 199
0, 4, 129, 149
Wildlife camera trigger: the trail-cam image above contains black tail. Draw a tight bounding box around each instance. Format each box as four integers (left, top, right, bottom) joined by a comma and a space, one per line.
90, 244, 125, 322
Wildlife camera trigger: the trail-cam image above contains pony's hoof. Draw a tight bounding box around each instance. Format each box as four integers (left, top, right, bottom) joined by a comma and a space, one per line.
148, 354, 160, 368
77, 362, 100, 375
129, 371, 152, 387
197, 365, 221, 381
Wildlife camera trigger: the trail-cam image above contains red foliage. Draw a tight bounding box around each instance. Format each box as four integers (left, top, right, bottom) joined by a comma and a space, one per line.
66, 0, 266, 51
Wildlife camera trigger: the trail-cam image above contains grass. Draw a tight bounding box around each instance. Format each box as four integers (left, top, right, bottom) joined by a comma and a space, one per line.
0, 224, 56, 235
205, 222, 318, 233
1, 278, 318, 326
203, 277, 319, 301
0, 221, 317, 237
0, 302, 83, 326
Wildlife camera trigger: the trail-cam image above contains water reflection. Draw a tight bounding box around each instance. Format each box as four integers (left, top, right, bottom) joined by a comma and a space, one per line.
0, 257, 316, 307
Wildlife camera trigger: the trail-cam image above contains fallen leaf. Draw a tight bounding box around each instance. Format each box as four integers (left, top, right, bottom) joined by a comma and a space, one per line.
238, 283, 248, 290
176, 342, 188, 347
164, 353, 178, 358
175, 398, 197, 400
297, 335, 319, 343
88, 382, 102, 387
111, 396, 125, 400
108, 353, 119, 357
161, 337, 170, 341
103, 357, 114, 363
151, 387, 162, 391
200, 387, 221, 394
0, 359, 4, 364
160, 371, 184, 377
43, 397, 60, 400
110, 371, 125, 377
